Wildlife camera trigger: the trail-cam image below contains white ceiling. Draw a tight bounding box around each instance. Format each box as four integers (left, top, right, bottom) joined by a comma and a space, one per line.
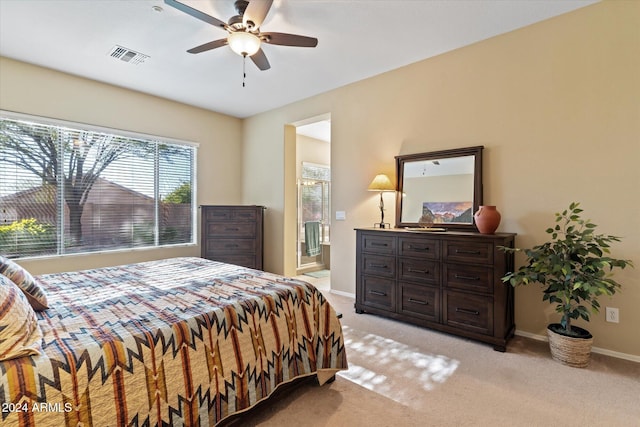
296, 119, 331, 142
0, 0, 597, 119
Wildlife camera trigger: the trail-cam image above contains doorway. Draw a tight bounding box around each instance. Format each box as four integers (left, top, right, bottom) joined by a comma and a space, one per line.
297, 166, 330, 270
295, 119, 331, 275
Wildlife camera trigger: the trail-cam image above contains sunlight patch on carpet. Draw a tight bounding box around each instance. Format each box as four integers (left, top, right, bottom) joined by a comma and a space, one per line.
337, 325, 459, 405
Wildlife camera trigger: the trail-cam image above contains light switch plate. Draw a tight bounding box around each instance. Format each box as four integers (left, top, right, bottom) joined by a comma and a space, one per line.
335, 211, 346, 220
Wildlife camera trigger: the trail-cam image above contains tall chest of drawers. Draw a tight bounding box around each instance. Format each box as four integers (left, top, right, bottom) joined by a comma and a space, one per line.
355, 228, 516, 351
201, 205, 265, 270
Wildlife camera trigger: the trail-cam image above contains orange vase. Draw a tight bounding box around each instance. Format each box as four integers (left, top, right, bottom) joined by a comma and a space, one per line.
474, 205, 501, 234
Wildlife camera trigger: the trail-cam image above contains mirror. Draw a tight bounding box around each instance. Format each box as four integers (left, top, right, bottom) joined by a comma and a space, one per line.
395, 146, 483, 230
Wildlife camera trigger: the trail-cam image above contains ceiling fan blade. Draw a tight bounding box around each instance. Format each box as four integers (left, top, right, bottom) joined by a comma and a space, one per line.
187, 38, 228, 54
164, 0, 228, 30
243, 0, 273, 29
261, 32, 318, 48
250, 48, 271, 70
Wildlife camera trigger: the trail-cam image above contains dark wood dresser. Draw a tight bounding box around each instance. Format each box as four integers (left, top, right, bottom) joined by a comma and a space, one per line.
201, 205, 265, 270
355, 228, 516, 351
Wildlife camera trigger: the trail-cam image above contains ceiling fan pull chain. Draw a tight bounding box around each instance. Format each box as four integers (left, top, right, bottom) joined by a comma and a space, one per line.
242, 54, 247, 87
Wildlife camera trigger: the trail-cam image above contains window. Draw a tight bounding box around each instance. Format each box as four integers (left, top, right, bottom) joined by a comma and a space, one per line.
0, 111, 196, 259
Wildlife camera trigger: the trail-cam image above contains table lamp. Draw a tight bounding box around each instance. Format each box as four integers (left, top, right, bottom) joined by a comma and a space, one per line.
367, 174, 395, 228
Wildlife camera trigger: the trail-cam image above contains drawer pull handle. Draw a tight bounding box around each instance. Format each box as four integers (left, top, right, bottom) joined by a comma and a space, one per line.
456, 308, 480, 316
371, 242, 389, 247
225, 244, 239, 248
408, 298, 428, 305
408, 268, 429, 275
369, 263, 389, 269
408, 245, 429, 251
369, 290, 387, 297
225, 227, 240, 231
455, 249, 481, 255
455, 274, 480, 281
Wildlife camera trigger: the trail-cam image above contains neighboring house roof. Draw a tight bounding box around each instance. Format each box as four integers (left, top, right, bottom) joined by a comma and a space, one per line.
0, 177, 153, 205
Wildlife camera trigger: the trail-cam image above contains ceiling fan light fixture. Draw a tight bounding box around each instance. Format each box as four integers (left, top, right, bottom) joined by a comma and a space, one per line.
228, 31, 261, 56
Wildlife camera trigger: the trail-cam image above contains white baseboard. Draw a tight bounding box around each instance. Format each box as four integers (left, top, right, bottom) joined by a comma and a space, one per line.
515, 330, 640, 363
329, 289, 355, 298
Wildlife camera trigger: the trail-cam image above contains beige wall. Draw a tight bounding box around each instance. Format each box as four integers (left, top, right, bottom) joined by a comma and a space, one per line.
1, 1, 637, 357
242, 1, 640, 356
296, 134, 330, 173
0, 57, 243, 275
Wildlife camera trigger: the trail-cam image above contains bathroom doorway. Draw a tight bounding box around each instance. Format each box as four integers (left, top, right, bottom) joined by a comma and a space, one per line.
295, 119, 330, 275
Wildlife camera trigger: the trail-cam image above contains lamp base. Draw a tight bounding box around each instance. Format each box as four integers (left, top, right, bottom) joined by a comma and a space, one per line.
374, 222, 391, 229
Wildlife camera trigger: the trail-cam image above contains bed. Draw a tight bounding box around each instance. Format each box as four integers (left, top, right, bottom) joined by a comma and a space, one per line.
0, 256, 348, 426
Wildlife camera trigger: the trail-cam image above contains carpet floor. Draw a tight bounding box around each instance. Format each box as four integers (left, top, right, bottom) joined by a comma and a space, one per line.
226, 282, 640, 427
304, 269, 331, 278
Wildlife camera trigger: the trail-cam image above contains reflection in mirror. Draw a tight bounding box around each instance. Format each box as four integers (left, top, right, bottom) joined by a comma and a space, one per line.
401, 156, 475, 224
395, 146, 483, 230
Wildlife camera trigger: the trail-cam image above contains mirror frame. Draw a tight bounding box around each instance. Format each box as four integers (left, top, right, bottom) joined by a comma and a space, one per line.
395, 146, 484, 231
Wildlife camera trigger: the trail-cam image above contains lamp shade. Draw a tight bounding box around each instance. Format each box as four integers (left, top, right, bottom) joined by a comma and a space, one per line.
367, 174, 395, 191
228, 31, 261, 56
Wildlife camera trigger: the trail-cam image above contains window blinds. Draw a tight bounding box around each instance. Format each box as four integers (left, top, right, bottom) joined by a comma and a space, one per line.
0, 114, 195, 259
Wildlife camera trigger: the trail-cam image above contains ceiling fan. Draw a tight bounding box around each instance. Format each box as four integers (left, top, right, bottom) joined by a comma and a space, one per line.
164, 0, 318, 71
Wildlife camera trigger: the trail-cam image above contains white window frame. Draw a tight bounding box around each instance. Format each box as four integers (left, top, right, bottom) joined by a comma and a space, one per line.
0, 110, 198, 259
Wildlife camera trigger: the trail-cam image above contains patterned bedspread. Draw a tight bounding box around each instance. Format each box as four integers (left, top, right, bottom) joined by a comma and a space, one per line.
0, 257, 347, 426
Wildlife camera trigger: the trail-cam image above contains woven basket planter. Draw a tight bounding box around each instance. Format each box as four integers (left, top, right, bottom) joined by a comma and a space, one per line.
547, 324, 594, 368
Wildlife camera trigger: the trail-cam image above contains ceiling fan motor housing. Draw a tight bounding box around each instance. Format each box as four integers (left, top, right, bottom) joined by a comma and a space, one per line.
228, 15, 244, 29
230, 1, 253, 30
165, 0, 318, 71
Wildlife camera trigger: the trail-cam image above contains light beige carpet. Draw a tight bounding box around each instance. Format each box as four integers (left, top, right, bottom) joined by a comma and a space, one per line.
226, 283, 640, 427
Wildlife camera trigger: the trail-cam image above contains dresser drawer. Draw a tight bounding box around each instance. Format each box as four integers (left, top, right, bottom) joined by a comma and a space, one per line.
444, 263, 493, 294
361, 233, 396, 255
206, 239, 256, 254
206, 222, 256, 238
205, 208, 258, 222
361, 254, 396, 278
355, 228, 516, 351
399, 258, 440, 285
399, 237, 440, 260
399, 282, 439, 321
443, 240, 494, 265
361, 276, 395, 311
201, 205, 264, 271
444, 291, 493, 335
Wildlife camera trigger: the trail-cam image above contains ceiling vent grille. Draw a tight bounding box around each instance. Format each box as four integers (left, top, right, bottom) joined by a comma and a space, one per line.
108, 46, 149, 64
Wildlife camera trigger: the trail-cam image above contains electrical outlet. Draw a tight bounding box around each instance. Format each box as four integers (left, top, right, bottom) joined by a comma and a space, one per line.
606, 307, 619, 323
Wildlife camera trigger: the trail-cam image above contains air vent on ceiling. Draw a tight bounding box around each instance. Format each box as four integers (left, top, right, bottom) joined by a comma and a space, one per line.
108, 46, 149, 65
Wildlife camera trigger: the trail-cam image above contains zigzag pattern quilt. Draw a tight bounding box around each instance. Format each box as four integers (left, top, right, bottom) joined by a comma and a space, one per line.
0, 257, 347, 426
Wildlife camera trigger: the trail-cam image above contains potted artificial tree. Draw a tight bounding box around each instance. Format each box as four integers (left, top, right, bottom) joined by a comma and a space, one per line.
502, 202, 633, 368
